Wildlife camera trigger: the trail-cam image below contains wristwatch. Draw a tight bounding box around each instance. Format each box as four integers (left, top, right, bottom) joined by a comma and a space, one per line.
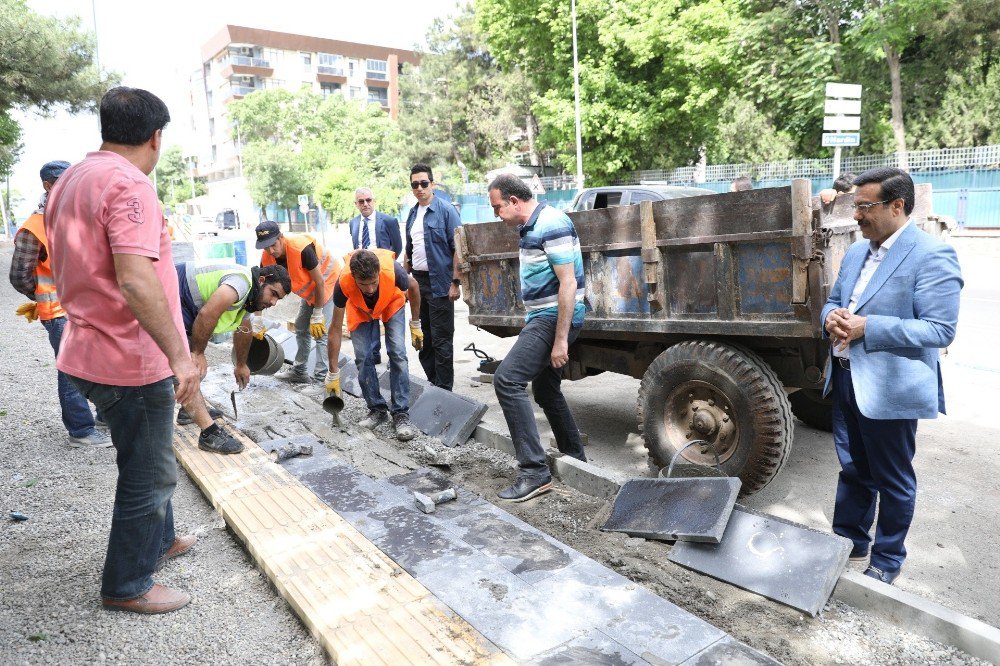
452, 278, 461, 286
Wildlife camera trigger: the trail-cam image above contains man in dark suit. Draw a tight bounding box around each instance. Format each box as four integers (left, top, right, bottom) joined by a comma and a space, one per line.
348, 187, 402, 364
822, 167, 963, 586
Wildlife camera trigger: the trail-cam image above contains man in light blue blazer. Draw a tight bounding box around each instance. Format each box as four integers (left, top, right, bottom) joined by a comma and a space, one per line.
349, 187, 403, 364
821, 167, 963, 585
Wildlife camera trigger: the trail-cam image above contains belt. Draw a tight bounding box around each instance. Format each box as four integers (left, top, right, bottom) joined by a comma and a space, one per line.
411, 270, 430, 276
835, 357, 851, 370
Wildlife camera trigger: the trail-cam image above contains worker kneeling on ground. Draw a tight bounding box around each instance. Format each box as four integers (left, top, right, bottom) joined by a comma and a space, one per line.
256, 220, 342, 384
325, 249, 422, 441
175, 261, 291, 453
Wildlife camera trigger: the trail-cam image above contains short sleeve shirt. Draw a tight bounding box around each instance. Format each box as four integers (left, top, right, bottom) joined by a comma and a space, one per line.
518, 204, 586, 327
44, 151, 184, 385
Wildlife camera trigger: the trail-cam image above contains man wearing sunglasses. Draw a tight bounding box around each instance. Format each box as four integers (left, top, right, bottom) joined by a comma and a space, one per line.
821, 167, 963, 586
349, 187, 403, 365
403, 163, 463, 391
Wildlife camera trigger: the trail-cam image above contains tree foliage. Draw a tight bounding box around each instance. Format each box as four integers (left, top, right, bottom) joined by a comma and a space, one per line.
0, 0, 116, 177
153, 145, 206, 208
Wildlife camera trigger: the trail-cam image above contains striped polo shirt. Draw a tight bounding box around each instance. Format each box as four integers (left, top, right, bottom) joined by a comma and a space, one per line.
518, 203, 585, 327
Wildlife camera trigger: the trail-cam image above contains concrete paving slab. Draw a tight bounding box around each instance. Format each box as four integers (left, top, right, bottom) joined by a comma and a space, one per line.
679, 637, 781, 665
334, 352, 364, 397
602, 478, 741, 543
369, 504, 480, 576
379, 372, 487, 447
668, 505, 852, 616
528, 631, 649, 665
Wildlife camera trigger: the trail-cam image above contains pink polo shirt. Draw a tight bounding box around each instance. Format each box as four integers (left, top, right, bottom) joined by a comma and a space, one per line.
44, 151, 184, 386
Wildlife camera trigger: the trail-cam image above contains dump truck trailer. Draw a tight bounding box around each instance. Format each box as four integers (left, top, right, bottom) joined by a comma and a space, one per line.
456, 179, 950, 496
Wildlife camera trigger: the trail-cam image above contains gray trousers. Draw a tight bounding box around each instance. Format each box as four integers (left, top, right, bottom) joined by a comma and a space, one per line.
292, 297, 335, 378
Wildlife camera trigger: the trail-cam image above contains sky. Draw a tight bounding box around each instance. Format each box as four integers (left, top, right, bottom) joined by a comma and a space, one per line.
8, 0, 461, 218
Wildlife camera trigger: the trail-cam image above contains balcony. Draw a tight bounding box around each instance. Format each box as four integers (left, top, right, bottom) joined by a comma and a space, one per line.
221, 54, 273, 79
224, 85, 258, 103
365, 76, 390, 88
231, 55, 270, 68
318, 65, 345, 76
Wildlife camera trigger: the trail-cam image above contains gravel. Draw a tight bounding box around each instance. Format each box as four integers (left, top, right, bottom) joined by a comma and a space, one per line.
0, 243, 989, 665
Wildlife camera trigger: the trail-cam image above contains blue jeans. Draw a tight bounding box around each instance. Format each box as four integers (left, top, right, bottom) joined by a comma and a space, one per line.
351, 308, 409, 414
41, 317, 97, 438
493, 317, 587, 482
831, 362, 918, 573
293, 298, 335, 378
70, 376, 178, 600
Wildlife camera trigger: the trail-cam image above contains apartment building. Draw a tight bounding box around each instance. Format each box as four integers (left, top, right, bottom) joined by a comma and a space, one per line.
190, 25, 419, 189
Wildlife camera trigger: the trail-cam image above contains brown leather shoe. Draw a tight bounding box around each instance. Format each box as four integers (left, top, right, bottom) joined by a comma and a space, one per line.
102, 584, 190, 614
155, 534, 197, 571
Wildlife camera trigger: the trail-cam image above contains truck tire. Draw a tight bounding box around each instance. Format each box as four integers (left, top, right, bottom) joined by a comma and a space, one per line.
789, 389, 834, 432
637, 340, 793, 496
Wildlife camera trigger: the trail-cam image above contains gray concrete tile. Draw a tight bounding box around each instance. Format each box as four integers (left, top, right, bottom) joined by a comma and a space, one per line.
679, 637, 781, 665
528, 631, 650, 665
602, 478, 741, 543
379, 371, 487, 447
294, 462, 412, 540
668, 505, 852, 616
369, 504, 478, 576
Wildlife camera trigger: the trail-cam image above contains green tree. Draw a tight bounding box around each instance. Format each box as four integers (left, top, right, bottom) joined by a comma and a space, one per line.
0, 0, 115, 177
241, 141, 310, 221
709, 93, 795, 165
153, 145, 206, 208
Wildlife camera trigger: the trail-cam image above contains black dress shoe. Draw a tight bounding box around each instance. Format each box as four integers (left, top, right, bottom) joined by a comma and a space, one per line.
849, 546, 869, 563
863, 565, 900, 585
497, 477, 553, 502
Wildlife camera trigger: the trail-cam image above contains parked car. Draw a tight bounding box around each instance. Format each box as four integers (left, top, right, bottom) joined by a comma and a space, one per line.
216, 208, 240, 230
189, 215, 218, 237
570, 185, 714, 212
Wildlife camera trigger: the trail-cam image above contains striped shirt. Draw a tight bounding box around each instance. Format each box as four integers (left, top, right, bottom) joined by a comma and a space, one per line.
519, 203, 585, 326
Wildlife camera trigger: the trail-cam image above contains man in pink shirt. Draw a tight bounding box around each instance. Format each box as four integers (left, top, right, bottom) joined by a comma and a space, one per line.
45, 87, 200, 615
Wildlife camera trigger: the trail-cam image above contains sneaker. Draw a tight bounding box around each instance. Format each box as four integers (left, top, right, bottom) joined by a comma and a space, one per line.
497, 476, 553, 502
198, 425, 244, 454
392, 413, 417, 441
863, 565, 900, 585
67, 431, 113, 448
177, 406, 223, 426
277, 368, 312, 384
358, 409, 389, 430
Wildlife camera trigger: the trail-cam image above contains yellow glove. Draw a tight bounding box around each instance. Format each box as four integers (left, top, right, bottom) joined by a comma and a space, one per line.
309, 309, 327, 339
252, 327, 267, 340
15, 302, 39, 323
324, 371, 342, 397
409, 320, 424, 351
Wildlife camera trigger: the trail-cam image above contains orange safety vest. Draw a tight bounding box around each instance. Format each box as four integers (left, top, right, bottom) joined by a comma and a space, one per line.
339, 249, 406, 332
260, 233, 341, 306
18, 213, 65, 320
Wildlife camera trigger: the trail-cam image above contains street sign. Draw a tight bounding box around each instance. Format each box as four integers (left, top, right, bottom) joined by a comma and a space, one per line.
825, 82, 862, 99
822, 133, 860, 147
823, 115, 860, 131
297, 194, 309, 207
824, 99, 862, 115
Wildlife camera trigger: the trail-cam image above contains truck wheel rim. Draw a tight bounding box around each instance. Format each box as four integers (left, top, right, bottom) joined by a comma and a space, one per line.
662, 380, 738, 464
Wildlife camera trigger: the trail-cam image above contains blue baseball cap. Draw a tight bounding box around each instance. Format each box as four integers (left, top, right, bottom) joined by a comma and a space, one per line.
39, 160, 71, 183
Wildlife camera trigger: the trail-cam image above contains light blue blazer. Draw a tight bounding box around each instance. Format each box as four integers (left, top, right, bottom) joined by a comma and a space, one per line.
821, 223, 963, 420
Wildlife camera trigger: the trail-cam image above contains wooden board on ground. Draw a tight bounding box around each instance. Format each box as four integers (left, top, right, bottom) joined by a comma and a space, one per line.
173, 423, 511, 665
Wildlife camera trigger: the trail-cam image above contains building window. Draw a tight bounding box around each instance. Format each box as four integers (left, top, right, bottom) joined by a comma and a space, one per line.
349, 86, 363, 100
366, 59, 388, 80
264, 79, 285, 89
206, 91, 213, 107
300, 52, 312, 71
208, 118, 215, 135
266, 48, 282, 63
321, 82, 342, 98
318, 53, 344, 76
367, 87, 388, 106
211, 145, 217, 162
348, 60, 355, 77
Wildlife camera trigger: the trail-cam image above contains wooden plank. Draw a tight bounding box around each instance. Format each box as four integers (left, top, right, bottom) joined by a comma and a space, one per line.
790, 178, 813, 305
172, 425, 511, 666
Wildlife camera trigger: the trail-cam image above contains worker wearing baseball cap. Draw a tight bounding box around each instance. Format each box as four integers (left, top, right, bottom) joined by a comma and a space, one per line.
9, 160, 111, 448
255, 220, 342, 383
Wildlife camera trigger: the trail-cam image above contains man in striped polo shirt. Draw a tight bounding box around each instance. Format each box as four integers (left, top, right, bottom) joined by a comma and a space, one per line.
488, 174, 588, 502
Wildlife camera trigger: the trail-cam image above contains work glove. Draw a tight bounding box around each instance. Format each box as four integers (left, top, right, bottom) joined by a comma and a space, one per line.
409, 319, 423, 351
15, 302, 38, 323
324, 371, 342, 397
249, 314, 280, 340
309, 309, 327, 339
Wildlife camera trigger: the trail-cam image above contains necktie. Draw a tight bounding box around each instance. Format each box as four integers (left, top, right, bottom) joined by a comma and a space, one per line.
361, 218, 371, 249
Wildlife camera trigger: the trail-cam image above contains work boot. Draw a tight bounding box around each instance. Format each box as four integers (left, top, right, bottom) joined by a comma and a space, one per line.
102, 584, 190, 615
198, 424, 244, 454
358, 409, 389, 430
177, 406, 223, 426
67, 431, 113, 449
497, 476, 553, 502
393, 412, 417, 441
277, 368, 312, 384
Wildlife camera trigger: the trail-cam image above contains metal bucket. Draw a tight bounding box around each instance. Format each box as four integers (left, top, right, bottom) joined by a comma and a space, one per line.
322, 393, 344, 415
233, 333, 285, 375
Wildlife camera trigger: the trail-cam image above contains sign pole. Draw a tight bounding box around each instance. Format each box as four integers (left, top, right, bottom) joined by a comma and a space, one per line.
833, 146, 842, 180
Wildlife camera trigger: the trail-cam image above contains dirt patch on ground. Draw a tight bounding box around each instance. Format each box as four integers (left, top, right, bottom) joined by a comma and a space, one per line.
198, 345, 985, 666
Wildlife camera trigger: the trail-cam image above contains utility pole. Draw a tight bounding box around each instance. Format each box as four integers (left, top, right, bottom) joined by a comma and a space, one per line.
571, 0, 584, 191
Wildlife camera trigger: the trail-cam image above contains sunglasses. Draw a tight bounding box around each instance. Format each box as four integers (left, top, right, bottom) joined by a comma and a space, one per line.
410, 180, 432, 190
356, 198, 373, 204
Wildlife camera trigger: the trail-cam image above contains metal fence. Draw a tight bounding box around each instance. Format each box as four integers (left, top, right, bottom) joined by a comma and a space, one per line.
617, 145, 1000, 185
